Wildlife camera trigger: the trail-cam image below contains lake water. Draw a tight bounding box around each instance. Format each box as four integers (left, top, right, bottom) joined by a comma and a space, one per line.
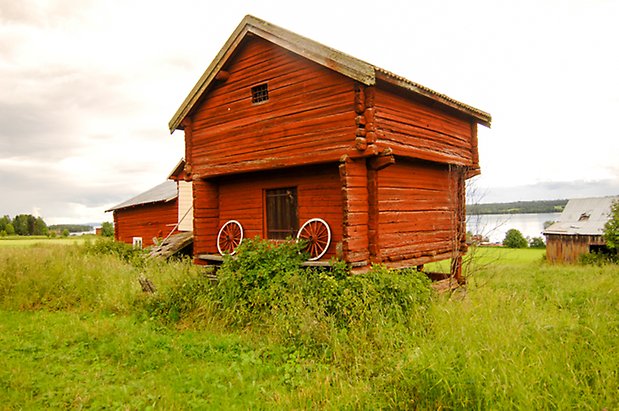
466, 212, 562, 244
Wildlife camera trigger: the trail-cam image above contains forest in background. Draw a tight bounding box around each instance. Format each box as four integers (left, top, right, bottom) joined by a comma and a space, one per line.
467, 199, 568, 215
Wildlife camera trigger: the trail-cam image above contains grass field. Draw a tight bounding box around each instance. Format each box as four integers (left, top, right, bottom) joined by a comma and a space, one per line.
0, 235, 95, 247
0, 242, 617, 409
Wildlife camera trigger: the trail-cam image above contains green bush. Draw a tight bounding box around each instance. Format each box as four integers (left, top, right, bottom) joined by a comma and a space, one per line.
82, 237, 146, 266
503, 229, 528, 248
529, 237, 545, 248
579, 251, 618, 265
212, 237, 309, 322
101, 221, 114, 237
142, 238, 433, 356
143, 268, 213, 324
209, 238, 432, 327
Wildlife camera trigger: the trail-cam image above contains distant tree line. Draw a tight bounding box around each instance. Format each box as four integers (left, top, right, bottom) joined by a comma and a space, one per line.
467, 199, 568, 215
0, 214, 48, 236
48, 224, 93, 233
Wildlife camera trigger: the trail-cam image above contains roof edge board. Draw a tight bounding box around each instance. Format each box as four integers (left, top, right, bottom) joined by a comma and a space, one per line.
246, 25, 375, 86
375, 71, 492, 127
168, 19, 253, 132
105, 195, 178, 213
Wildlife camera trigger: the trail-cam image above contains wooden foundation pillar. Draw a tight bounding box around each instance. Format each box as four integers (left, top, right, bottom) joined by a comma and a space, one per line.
450, 256, 463, 284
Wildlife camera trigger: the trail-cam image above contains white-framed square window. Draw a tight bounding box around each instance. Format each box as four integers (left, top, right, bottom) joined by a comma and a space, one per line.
132, 237, 143, 249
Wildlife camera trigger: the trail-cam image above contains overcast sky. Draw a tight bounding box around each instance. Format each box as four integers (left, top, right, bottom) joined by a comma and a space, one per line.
1, 0, 618, 224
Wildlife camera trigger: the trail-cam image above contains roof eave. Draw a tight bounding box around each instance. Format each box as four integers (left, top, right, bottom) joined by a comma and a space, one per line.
375, 70, 492, 127
105, 195, 177, 213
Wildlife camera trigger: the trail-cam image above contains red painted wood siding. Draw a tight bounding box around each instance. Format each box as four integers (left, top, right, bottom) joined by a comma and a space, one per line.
189, 37, 357, 177
195, 163, 343, 259
374, 83, 476, 167
377, 158, 463, 265
113, 200, 178, 246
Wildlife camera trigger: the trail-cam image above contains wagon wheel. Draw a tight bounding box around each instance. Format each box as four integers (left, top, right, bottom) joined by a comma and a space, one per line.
297, 218, 331, 261
217, 220, 243, 255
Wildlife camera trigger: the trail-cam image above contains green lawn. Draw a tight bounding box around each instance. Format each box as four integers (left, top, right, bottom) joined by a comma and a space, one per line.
0, 244, 617, 409
0, 311, 315, 409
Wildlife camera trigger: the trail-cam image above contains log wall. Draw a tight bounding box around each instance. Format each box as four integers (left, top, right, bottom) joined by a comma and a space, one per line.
113, 200, 178, 246
377, 158, 464, 266
339, 157, 369, 265
196, 163, 343, 259
374, 83, 476, 167
189, 36, 357, 177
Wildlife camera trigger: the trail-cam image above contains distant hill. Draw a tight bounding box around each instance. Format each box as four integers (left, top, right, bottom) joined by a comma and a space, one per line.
467, 199, 568, 215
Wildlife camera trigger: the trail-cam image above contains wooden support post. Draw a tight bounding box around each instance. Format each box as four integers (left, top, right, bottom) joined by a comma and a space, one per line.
450, 166, 466, 283
339, 156, 369, 266
450, 256, 463, 284
192, 178, 219, 265
367, 164, 380, 263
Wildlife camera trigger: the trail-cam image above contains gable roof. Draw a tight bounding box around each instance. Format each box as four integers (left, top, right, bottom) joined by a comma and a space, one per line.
543, 196, 618, 236
169, 15, 491, 132
167, 158, 186, 181
105, 180, 178, 212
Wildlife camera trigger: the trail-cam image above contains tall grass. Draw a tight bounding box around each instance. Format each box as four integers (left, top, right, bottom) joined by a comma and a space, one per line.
0, 240, 202, 313
0, 240, 617, 409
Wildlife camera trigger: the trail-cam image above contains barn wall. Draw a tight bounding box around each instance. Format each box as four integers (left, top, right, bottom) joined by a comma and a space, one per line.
374, 83, 476, 167
113, 200, 179, 246
197, 163, 343, 260
189, 36, 356, 177
545, 234, 604, 263
377, 158, 463, 266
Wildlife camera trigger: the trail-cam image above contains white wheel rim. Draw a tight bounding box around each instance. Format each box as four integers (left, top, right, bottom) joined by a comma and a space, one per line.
297, 218, 331, 261
217, 220, 243, 255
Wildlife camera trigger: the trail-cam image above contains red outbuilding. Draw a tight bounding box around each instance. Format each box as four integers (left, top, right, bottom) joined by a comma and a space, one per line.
169, 16, 491, 277
106, 160, 193, 248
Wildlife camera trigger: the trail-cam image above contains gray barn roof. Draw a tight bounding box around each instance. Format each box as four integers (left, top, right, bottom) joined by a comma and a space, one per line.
543, 196, 618, 236
106, 180, 177, 212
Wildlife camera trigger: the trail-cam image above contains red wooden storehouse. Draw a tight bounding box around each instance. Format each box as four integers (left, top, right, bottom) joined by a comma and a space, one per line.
169, 16, 491, 276
106, 160, 193, 247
